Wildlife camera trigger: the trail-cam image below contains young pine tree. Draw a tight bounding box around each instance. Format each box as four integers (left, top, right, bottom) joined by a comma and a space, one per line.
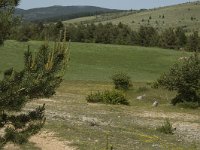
0, 0, 70, 147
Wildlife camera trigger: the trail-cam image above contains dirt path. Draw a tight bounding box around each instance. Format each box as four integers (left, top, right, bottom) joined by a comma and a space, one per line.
29, 131, 75, 150
4, 131, 75, 150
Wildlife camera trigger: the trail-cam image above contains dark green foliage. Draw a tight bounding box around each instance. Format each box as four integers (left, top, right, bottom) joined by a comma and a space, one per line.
138, 26, 159, 46
160, 28, 177, 49
175, 27, 187, 48
86, 90, 129, 105
112, 73, 132, 90
187, 31, 200, 52
156, 119, 174, 134
155, 54, 200, 106
0, 0, 20, 45
160, 27, 187, 49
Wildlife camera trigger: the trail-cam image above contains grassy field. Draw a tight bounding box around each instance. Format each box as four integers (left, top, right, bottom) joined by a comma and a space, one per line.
1, 41, 199, 150
64, 2, 200, 33
0, 40, 189, 81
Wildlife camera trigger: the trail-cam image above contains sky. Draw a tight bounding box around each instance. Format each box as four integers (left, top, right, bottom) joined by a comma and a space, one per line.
18, 0, 195, 10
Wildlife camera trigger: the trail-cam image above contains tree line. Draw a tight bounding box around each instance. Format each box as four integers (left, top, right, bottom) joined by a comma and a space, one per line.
10, 21, 200, 52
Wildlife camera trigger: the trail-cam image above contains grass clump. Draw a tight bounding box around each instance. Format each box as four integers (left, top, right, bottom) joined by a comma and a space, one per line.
86, 90, 129, 105
112, 73, 132, 91
156, 119, 174, 134
177, 102, 199, 109
136, 86, 149, 93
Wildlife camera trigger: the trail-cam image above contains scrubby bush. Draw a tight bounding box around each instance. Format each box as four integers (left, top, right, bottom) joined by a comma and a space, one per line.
112, 73, 132, 90
86, 91, 102, 103
156, 119, 174, 134
154, 53, 200, 106
86, 90, 129, 105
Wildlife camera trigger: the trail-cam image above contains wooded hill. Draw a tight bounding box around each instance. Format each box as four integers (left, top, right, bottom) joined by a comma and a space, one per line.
15, 6, 121, 22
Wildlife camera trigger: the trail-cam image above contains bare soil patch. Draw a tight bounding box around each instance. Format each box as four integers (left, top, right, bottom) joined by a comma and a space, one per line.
29, 131, 75, 150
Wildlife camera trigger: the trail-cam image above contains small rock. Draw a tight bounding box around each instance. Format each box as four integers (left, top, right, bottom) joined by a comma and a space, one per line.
136, 94, 146, 100
152, 144, 160, 147
152, 101, 159, 107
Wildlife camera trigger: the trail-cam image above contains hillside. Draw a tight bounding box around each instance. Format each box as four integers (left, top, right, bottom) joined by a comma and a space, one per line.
64, 2, 200, 33
15, 6, 120, 22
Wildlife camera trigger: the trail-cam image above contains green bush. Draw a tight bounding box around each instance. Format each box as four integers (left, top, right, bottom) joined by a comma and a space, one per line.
86, 90, 129, 105
86, 91, 102, 103
156, 119, 174, 134
154, 54, 200, 106
112, 73, 132, 90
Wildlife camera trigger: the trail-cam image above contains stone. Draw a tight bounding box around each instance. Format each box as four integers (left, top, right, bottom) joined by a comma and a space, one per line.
136, 94, 146, 100
152, 101, 159, 107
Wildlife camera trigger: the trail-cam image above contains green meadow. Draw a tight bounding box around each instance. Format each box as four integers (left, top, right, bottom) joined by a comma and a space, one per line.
0, 40, 189, 81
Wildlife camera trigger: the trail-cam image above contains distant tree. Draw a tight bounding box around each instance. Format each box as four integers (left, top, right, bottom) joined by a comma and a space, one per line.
55, 21, 64, 29
0, 0, 20, 44
34, 22, 45, 40
187, 31, 200, 52
16, 23, 33, 42
155, 20, 159, 25
115, 23, 132, 45
160, 28, 176, 49
175, 27, 187, 48
138, 26, 159, 46
130, 31, 139, 45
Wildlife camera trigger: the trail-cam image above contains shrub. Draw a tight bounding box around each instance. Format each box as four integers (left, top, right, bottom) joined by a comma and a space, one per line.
86, 90, 129, 105
86, 91, 102, 103
112, 73, 132, 90
156, 119, 174, 134
154, 54, 200, 106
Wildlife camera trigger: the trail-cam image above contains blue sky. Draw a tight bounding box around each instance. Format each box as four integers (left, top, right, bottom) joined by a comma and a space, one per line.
18, 0, 193, 10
